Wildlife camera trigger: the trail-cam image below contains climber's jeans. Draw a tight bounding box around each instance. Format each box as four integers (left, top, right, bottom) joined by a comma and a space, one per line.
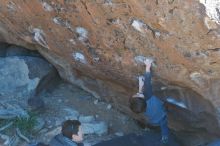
160, 116, 169, 138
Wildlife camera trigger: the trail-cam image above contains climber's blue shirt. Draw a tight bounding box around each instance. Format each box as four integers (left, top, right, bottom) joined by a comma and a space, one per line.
144, 95, 166, 124
142, 71, 169, 138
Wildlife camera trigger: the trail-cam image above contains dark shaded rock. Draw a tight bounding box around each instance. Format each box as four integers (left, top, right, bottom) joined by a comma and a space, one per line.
34, 67, 60, 96
0, 42, 9, 57
0, 56, 56, 98
17, 56, 53, 80
207, 139, 220, 146
93, 131, 181, 146
6, 45, 41, 58
0, 57, 39, 97
27, 97, 45, 111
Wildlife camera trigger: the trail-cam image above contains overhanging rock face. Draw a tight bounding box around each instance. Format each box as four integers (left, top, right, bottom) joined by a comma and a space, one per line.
0, 0, 220, 140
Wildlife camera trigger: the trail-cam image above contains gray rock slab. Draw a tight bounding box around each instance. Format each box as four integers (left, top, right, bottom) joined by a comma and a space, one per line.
0, 56, 54, 98
79, 115, 95, 123
82, 121, 108, 135
63, 107, 80, 120
0, 101, 28, 119
0, 57, 39, 97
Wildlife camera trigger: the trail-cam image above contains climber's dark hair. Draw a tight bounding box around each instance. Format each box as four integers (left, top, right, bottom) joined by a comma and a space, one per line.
129, 97, 146, 113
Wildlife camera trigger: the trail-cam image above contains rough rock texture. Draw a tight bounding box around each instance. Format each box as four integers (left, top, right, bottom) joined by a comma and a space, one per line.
0, 57, 40, 97
0, 44, 55, 98
0, 0, 220, 144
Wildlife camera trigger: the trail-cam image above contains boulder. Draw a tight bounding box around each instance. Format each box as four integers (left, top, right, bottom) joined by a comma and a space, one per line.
0, 0, 220, 145
82, 121, 108, 135
0, 55, 55, 98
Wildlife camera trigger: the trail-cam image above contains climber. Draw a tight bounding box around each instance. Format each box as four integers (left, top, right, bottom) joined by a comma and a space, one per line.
129, 58, 169, 144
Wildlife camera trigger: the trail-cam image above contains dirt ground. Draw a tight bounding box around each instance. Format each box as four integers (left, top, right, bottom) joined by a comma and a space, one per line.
30, 79, 141, 145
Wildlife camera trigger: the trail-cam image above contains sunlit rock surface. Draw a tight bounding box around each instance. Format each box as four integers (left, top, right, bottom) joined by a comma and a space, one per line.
0, 0, 220, 144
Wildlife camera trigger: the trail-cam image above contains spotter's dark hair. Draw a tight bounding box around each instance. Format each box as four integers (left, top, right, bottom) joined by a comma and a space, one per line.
62, 120, 81, 139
